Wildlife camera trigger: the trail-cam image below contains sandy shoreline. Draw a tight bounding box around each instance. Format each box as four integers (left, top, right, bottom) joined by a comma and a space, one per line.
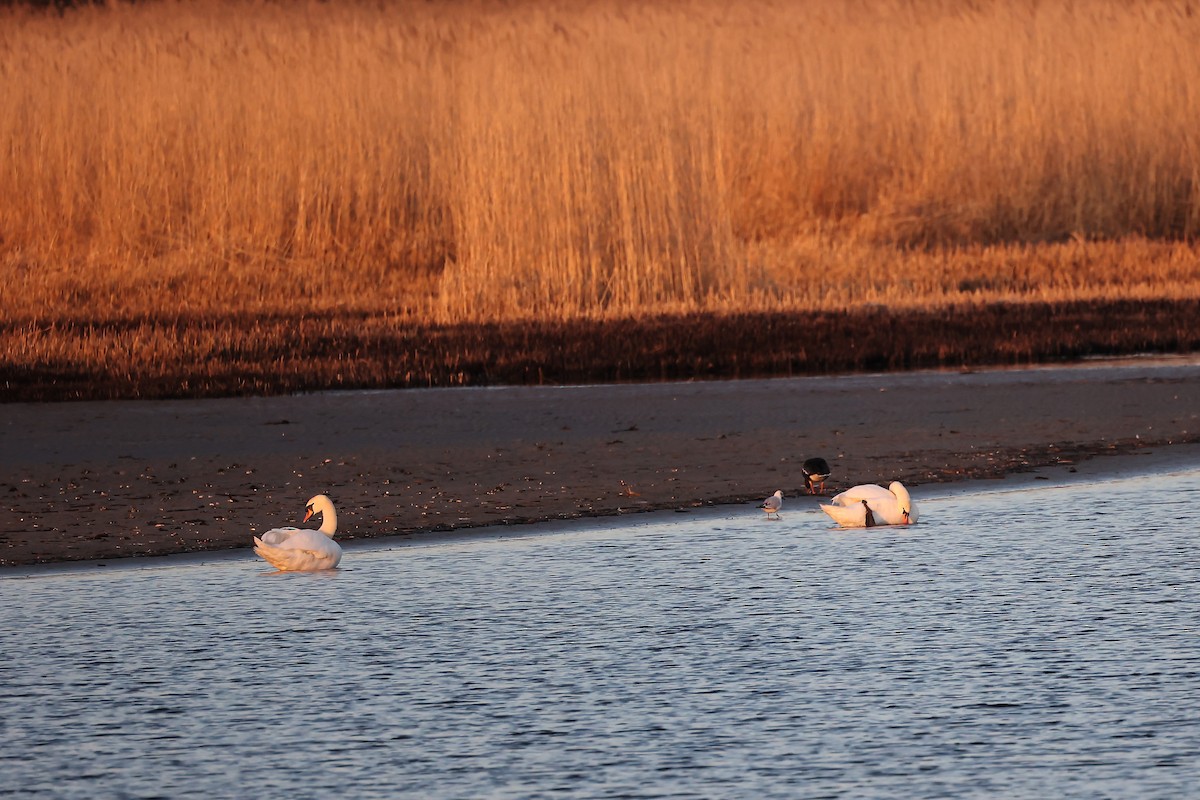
3, 356, 1200, 568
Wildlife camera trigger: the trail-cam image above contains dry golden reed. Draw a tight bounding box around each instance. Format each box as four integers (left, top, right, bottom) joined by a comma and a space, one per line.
2, 0, 1200, 325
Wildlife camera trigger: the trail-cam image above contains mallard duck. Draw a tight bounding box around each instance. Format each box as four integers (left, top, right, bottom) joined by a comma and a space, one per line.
802, 457, 831, 495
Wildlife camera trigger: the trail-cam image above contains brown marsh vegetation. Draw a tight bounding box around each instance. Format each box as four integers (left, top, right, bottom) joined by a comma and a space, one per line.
2, 0, 1200, 399
5, 300, 1199, 402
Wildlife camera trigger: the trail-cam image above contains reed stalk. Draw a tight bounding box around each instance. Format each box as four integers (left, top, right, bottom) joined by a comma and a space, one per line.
2, 0, 1199, 328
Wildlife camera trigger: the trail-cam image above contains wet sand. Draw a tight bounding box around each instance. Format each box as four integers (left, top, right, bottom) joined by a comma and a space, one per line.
3, 357, 1199, 567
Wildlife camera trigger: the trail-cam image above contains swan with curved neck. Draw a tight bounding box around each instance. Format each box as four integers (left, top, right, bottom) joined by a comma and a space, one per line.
253, 494, 343, 571
820, 481, 917, 528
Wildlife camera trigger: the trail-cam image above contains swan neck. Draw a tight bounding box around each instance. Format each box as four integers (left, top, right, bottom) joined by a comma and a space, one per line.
320, 506, 337, 536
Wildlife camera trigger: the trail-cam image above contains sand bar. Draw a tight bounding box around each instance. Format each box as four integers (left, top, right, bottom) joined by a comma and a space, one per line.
3, 356, 1199, 567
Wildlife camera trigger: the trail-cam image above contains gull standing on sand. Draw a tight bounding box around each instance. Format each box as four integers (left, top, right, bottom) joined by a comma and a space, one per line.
802, 457, 831, 495
820, 481, 917, 528
253, 494, 343, 571
759, 490, 784, 520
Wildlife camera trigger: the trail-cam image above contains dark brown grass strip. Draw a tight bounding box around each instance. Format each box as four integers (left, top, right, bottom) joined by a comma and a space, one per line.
3, 298, 1198, 402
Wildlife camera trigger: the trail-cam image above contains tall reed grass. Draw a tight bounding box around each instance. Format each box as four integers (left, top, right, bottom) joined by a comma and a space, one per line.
2, 0, 1200, 325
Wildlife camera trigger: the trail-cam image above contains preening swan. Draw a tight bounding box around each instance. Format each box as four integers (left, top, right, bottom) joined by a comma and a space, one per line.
759, 490, 783, 520
820, 481, 917, 528
253, 494, 343, 571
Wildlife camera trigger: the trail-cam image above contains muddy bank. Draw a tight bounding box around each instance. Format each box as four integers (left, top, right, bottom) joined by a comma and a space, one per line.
2, 357, 1199, 566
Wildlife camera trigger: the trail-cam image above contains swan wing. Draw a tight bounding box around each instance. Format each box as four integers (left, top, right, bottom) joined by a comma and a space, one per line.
820, 502, 868, 527
829, 484, 894, 506
259, 526, 300, 546
254, 529, 343, 571
865, 496, 906, 525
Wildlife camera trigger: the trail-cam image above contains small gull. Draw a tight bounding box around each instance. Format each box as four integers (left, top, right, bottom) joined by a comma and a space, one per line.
758, 490, 784, 520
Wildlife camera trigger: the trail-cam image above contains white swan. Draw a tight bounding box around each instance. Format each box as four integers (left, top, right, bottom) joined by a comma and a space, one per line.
253, 494, 343, 571
820, 481, 917, 528
759, 490, 783, 520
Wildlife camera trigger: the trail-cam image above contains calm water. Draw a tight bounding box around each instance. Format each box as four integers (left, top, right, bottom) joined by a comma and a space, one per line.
2, 468, 1198, 799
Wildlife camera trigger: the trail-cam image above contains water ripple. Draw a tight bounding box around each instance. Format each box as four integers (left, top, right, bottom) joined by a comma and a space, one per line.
3, 469, 1199, 798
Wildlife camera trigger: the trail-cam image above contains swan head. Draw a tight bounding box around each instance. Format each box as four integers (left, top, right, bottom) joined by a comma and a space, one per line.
888, 481, 917, 524
303, 494, 338, 537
